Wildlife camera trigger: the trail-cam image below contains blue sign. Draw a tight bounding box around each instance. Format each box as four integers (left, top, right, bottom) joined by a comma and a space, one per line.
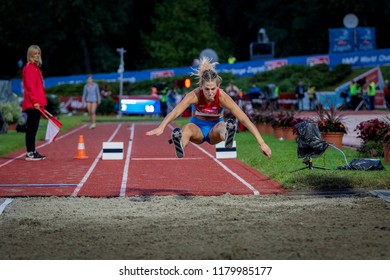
120, 98, 161, 115
357, 27, 376, 51
329, 28, 355, 53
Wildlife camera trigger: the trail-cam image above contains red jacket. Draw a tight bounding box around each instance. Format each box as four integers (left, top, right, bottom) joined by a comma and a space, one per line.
22, 62, 47, 112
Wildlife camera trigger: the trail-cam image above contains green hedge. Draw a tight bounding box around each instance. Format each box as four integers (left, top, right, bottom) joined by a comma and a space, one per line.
44, 64, 390, 97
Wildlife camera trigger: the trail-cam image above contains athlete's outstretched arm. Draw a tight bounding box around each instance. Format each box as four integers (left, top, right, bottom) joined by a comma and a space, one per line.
145, 91, 198, 136
219, 90, 272, 159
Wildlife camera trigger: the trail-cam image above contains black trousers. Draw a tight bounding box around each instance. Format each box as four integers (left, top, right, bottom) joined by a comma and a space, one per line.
25, 108, 41, 153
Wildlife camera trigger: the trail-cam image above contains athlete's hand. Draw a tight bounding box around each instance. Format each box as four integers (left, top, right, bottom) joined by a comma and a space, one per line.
145, 127, 164, 136
260, 143, 272, 159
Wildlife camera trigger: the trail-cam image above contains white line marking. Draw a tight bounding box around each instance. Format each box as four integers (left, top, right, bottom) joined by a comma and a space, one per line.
167, 124, 260, 196
0, 124, 88, 168
194, 144, 260, 195
71, 124, 122, 197
0, 198, 13, 216
120, 123, 135, 197
131, 157, 204, 161
0, 184, 77, 187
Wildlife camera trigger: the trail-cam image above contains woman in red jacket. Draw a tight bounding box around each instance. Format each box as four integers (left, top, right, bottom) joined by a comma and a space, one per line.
22, 45, 47, 160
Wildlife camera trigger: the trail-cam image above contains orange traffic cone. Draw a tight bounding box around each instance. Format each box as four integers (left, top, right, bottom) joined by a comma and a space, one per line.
74, 135, 89, 159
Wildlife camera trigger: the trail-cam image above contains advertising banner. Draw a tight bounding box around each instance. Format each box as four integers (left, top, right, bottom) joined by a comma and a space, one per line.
329, 28, 355, 53
11, 48, 390, 95
357, 27, 376, 51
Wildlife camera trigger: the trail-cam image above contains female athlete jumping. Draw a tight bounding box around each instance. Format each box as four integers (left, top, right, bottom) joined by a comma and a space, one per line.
146, 57, 271, 160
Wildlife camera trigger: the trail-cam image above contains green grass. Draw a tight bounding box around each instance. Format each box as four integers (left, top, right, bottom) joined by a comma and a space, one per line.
235, 131, 390, 190
1, 116, 389, 190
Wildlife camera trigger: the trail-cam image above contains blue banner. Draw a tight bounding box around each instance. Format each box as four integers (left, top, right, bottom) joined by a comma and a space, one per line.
329, 28, 355, 53
357, 27, 376, 51
12, 48, 390, 95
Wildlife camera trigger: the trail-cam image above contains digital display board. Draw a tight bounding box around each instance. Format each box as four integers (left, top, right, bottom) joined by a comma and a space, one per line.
120, 98, 161, 115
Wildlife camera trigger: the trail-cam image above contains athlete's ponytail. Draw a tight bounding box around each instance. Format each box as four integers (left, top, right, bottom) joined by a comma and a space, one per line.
192, 57, 222, 86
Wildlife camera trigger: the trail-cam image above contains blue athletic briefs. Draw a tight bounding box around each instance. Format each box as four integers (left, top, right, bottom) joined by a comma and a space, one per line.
190, 116, 224, 143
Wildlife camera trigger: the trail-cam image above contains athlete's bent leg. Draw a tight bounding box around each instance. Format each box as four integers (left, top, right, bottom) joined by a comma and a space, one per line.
182, 123, 204, 146
208, 122, 226, 145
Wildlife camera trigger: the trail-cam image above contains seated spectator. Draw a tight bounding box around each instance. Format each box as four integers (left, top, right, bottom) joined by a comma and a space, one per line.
246, 84, 263, 100
226, 81, 240, 100
100, 85, 112, 99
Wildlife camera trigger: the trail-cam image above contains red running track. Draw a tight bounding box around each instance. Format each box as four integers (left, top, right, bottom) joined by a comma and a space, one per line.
0, 122, 285, 197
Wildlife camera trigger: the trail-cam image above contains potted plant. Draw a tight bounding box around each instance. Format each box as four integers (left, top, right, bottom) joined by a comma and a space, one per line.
253, 111, 267, 134
271, 111, 286, 139
355, 118, 389, 157
316, 104, 347, 148
279, 111, 298, 140
383, 131, 390, 163
0, 102, 22, 131
383, 116, 390, 162
263, 111, 275, 135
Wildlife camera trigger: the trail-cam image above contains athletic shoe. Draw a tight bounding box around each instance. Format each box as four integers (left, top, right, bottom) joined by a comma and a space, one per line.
89, 123, 96, 129
25, 151, 46, 161
225, 119, 236, 148
171, 128, 184, 158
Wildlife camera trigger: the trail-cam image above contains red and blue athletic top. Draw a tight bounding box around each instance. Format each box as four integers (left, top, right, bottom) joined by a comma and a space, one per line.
193, 88, 224, 117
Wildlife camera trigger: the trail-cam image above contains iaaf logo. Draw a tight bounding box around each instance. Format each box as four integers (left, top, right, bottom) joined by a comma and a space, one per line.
264, 60, 288, 70
307, 56, 330, 66
341, 56, 359, 64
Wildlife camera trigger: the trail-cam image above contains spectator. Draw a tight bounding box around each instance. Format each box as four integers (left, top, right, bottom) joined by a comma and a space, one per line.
295, 81, 305, 110
307, 84, 317, 110
367, 80, 376, 110
100, 84, 112, 99
349, 80, 358, 110
246, 84, 263, 99
228, 55, 236, 64
82, 75, 100, 129
225, 81, 240, 100
166, 87, 179, 114
150, 87, 158, 98
270, 84, 279, 110
384, 80, 390, 109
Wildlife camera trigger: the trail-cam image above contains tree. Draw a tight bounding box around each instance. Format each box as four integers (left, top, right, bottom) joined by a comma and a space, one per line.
141, 0, 230, 68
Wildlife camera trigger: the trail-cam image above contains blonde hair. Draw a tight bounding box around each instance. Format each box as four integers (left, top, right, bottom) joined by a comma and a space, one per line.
27, 45, 42, 65
192, 57, 222, 86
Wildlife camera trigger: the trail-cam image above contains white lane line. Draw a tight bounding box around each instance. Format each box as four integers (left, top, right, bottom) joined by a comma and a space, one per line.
71, 123, 122, 197
131, 157, 204, 161
0, 124, 88, 168
0, 184, 77, 187
119, 123, 135, 197
193, 144, 260, 195
167, 124, 260, 196
0, 198, 13, 216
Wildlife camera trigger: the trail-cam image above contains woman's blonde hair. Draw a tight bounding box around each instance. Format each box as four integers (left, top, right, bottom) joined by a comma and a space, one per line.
27, 45, 42, 65
192, 57, 222, 86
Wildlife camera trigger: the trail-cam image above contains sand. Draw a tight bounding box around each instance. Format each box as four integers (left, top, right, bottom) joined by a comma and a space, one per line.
0, 193, 389, 260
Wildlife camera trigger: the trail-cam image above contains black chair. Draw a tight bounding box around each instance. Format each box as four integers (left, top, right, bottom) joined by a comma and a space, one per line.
290, 121, 349, 172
